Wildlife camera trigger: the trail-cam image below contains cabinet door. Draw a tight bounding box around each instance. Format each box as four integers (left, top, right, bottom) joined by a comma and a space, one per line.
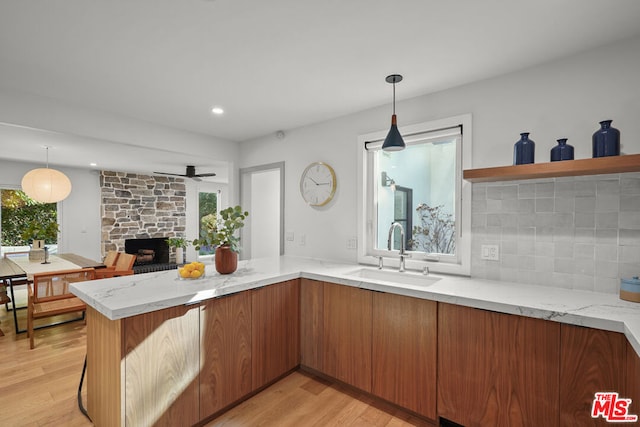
300, 278, 324, 371
322, 282, 372, 392
438, 303, 560, 427
251, 279, 300, 390
200, 292, 252, 418
124, 304, 200, 427
372, 292, 437, 420
560, 324, 626, 426
627, 341, 640, 417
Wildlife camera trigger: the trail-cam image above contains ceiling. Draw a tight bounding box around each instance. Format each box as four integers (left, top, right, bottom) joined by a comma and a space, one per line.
1, 0, 640, 175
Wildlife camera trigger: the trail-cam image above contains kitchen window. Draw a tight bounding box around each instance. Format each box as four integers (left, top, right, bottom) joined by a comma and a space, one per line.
357, 114, 472, 275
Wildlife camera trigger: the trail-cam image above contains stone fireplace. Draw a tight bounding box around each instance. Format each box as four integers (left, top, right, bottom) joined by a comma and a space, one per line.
101, 171, 186, 270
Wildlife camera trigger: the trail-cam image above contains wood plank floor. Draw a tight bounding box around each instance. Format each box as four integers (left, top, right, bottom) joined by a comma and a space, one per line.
1, 287, 433, 427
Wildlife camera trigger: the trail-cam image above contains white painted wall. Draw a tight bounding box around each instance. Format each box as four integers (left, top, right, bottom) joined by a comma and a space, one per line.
0, 159, 101, 261
239, 35, 640, 263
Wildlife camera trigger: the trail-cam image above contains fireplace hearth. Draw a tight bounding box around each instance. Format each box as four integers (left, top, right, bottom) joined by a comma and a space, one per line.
124, 237, 177, 274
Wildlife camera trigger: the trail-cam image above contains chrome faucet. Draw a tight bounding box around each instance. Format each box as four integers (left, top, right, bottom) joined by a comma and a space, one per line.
387, 222, 410, 272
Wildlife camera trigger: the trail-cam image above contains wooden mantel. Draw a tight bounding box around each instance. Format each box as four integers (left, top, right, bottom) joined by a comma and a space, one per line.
463, 153, 640, 183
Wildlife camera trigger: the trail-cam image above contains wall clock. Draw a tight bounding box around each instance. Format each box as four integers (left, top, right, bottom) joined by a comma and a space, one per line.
300, 162, 337, 206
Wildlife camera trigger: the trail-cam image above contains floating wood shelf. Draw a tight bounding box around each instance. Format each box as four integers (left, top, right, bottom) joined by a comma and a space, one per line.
463, 153, 640, 183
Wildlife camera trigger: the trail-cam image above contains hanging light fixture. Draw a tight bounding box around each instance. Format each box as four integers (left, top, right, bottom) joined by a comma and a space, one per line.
21, 146, 72, 203
382, 74, 405, 151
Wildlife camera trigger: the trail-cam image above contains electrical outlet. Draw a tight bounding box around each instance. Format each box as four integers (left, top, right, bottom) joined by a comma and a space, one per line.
346, 237, 357, 250
285, 231, 294, 241
481, 244, 500, 261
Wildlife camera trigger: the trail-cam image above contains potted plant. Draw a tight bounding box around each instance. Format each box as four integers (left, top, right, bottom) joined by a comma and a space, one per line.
193, 205, 249, 274
165, 237, 190, 264
21, 218, 59, 261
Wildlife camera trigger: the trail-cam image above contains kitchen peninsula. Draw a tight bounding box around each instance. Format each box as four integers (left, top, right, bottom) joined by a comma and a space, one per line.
72, 256, 640, 426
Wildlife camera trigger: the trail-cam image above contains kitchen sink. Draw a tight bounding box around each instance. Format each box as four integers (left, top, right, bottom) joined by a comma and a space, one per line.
345, 267, 440, 287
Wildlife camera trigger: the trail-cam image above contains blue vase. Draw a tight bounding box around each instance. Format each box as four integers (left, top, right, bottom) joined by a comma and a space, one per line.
550, 138, 574, 162
592, 120, 620, 158
513, 132, 535, 165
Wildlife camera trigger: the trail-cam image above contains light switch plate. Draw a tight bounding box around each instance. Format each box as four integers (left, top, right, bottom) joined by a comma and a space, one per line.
481, 244, 500, 261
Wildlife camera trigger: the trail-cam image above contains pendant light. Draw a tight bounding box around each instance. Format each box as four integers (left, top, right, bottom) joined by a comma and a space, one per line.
382, 74, 405, 151
21, 146, 72, 203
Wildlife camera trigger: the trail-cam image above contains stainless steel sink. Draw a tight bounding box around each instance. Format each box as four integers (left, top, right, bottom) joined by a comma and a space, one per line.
345, 267, 440, 287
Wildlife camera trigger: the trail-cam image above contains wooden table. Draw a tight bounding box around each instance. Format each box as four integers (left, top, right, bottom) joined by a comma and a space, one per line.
0, 253, 104, 334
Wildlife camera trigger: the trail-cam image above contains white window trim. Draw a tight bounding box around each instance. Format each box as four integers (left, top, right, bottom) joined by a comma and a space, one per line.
357, 114, 472, 276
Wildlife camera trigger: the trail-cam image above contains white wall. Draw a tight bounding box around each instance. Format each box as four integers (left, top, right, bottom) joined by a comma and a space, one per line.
0, 159, 101, 261
249, 169, 281, 258
239, 35, 640, 263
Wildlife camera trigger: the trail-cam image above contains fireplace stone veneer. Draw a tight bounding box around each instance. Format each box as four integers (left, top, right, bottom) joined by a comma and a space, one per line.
100, 171, 186, 261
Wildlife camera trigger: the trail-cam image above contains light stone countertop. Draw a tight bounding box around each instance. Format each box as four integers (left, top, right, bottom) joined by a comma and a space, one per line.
70, 255, 640, 357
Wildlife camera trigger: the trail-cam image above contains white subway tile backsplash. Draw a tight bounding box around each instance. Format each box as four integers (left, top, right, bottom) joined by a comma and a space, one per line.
595, 194, 620, 212
471, 173, 640, 294
535, 198, 554, 213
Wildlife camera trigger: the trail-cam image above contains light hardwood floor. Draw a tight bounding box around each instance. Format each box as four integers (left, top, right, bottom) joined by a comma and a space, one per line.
1, 288, 432, 427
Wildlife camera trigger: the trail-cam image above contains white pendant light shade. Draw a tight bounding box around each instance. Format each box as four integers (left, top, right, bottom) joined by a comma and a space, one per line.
21, 167, 72, 203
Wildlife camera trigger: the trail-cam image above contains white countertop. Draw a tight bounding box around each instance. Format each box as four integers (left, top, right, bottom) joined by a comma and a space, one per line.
70, 255, 640, 357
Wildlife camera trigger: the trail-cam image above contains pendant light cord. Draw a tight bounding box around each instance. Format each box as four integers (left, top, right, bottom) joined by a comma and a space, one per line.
392, 82, 396, 115
45, 146, 50, 168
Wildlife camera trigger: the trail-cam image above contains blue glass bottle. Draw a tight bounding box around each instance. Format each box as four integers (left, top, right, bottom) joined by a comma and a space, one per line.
550, 138, 574, 162
592, 120, 620, 157
513, 132, 535, 165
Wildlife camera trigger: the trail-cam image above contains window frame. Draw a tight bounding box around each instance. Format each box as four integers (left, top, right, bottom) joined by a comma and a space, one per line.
357, 114, 472, 276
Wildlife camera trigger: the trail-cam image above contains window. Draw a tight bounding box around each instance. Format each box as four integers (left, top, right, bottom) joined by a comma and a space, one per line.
358, 114, 472, 275
1, 189, 59, 255
197, 190, 219, 256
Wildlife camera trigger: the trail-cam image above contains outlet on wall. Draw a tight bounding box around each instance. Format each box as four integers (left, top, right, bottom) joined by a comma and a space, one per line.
481, 244, 500, 261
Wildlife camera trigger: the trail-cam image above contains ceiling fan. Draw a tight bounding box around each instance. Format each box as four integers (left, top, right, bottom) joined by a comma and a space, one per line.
153, 165, 216, 181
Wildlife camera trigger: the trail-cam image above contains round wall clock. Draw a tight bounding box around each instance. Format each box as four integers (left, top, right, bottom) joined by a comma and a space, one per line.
300, 162, 337, 206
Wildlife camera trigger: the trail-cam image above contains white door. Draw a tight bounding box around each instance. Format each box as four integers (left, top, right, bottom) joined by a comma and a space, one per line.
240, 163, 284, 260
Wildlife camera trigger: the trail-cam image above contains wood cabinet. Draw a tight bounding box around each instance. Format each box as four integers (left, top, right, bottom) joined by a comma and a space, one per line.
251, 279, 300, 390
559, 324, 627, 426
372, 292, 437, 420
200, 291, 252, 417
300, 278, 324, 371
438, 303, 560, 427
627, 340, 640, 416
123, 304, 200, 427
322, 282, 372, 392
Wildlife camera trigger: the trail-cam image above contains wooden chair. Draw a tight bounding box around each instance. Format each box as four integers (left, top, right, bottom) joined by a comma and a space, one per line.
103, 250, 119, 268
94, 252, 136, 279
27, 268, 95, 349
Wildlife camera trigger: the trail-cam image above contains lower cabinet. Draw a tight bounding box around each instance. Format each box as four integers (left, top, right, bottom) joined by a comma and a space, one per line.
372, 292, 437, 420
123, 304, 201, 427
322, 281, 372, 392
302, 281, 438, 420
300, 278, 324, 372
251, 279, 300, 390
559, 324, 627, 426
437, 303, 560, 427
200, 291, 252, 417
627, 340, 640, 416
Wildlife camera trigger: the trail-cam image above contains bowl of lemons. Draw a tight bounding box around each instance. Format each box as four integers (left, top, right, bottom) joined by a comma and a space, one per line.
177, 261, 206, 280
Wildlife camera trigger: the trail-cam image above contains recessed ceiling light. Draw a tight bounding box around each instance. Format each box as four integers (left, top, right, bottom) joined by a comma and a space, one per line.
90, 162, 97, 167
211, 106, 224, 115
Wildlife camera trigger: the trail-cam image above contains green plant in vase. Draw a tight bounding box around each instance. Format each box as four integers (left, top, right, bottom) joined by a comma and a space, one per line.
165, 237, 190, 264
192, 205, 248, 274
